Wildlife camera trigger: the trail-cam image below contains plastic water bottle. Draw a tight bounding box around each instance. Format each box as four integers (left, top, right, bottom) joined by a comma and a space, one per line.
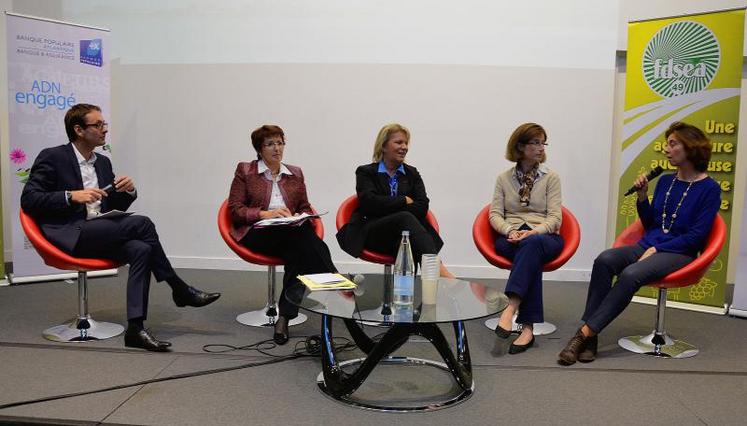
393, 230, 415, 306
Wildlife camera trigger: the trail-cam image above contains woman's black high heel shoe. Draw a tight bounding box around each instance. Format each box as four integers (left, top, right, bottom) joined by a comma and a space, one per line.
273, 317, 289, 345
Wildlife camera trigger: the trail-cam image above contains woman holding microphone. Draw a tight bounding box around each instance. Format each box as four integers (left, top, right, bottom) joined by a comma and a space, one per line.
558, 122, 721, 365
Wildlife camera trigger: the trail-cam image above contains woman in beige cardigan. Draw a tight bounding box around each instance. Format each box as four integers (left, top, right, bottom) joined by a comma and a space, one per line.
489, 123, 563, 354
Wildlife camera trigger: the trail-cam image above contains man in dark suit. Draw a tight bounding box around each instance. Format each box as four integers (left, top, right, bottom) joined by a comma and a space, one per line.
21, 103, 220, 352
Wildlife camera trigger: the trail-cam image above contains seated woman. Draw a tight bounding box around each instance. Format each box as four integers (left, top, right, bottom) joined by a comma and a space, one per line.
336, 123, 454, 277
489, 123, 564, 354
558, 122, 721, 365
228, 125, 337, 345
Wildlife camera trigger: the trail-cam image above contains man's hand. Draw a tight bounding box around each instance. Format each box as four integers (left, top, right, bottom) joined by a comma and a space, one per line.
70, 188, 107, 204
259, 208, 292, 219
114, 175, 136, 193
638, 246, 657, 262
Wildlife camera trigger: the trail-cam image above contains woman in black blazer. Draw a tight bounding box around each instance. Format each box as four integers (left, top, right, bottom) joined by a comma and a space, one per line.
337, 123, 454, 277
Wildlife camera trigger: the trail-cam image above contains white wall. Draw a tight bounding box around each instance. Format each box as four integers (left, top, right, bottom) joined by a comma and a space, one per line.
7, 1, 740, 280
0, 0, 618, 279
54, 0, 619, 279
61, 0, 617, 69
111, 63, 614, 279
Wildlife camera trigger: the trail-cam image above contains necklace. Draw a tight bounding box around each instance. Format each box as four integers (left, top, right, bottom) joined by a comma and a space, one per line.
661, 177, 694, 234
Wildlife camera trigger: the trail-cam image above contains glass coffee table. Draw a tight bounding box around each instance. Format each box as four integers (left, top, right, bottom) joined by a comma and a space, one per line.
287, 277, 508, 412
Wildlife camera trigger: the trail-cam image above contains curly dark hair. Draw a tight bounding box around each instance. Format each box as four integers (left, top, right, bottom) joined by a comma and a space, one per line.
665, 122, 711, 172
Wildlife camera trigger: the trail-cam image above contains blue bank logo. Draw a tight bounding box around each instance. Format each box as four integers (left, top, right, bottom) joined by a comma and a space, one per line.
79, 38, 103, 67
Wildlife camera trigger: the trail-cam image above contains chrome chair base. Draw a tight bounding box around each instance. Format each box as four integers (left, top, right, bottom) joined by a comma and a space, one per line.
43, 317, 124, 342
618, 332, 698, 358
483, 315, 557, 336
236, 308, 307, 327
316, 356, 473, 412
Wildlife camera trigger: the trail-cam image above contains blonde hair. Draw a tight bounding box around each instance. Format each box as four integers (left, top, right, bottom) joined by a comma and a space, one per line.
372, 123, 411, 162
505, 123, 547, 163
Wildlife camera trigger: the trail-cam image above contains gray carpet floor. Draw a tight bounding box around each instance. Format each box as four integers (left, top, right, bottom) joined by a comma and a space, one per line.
0, 268, 746, 425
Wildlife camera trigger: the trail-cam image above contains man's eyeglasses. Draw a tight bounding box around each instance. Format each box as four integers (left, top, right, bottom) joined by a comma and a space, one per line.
262, 141, 286, 148
525, 139, 548, 146
82, 121, 108, 130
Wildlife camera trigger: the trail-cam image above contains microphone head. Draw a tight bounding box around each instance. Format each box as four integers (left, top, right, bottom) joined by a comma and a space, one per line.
624, 166, 666, 196
350, 274, 366, 296
648, 166, 664, 179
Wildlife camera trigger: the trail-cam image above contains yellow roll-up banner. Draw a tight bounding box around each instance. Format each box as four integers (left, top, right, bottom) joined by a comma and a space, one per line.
618, 9, 745, 309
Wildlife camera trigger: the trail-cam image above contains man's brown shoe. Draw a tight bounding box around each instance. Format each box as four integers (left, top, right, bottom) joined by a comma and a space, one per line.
558, 328, 587, 366
578, 334, 598, 363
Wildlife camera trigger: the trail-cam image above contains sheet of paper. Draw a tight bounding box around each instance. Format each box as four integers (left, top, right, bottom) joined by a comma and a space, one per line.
87, 210, 134, 220
252, 211, 327, 228
303, 273, 346, 284
297, 273, 356, 291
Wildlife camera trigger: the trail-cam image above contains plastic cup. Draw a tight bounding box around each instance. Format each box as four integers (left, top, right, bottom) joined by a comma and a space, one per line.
421, 254, 439, 305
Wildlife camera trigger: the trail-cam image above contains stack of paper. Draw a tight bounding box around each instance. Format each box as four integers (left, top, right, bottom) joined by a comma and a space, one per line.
252, 211, 326, 229
298, 273, 357, 291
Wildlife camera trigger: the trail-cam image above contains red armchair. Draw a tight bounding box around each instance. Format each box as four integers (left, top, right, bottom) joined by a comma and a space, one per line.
613, 214, 726, 358
217, 199, 324, 327
472, 205, 581, 334
19, 209, 124, 342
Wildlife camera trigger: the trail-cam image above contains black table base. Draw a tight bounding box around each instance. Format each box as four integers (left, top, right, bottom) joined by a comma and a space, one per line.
317, 314, 474, 412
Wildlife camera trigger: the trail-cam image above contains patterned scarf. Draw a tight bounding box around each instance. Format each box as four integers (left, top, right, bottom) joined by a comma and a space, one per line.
515, 165, 539, 207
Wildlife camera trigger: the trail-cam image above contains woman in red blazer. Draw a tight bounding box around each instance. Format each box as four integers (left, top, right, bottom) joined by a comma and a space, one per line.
228, 125, 336, 344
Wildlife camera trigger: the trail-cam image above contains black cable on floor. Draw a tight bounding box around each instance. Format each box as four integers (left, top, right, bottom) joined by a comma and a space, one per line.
0, 335, 354, 411
202, 335, 359, 357
0, 322, 391, 412
0, 353, 296, 411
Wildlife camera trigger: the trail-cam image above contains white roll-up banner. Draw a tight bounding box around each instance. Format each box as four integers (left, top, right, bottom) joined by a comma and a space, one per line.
5, 13, 111, 282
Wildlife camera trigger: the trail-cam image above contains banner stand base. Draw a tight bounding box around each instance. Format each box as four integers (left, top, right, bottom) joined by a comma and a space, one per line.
7, 269, 118, 285
632, 296, 728, 315
727, 307, 747, 318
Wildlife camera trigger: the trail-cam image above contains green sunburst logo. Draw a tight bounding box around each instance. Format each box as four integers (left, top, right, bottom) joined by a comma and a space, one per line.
642, 21, 720, 98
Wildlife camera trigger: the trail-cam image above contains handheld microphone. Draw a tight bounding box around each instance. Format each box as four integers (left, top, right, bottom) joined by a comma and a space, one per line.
623, 166, 664, 196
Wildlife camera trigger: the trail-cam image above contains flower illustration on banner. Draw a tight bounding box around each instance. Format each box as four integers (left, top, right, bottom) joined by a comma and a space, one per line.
103, 144, 112, 153
689, 277, 718, 301
10, 148, 26, 165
